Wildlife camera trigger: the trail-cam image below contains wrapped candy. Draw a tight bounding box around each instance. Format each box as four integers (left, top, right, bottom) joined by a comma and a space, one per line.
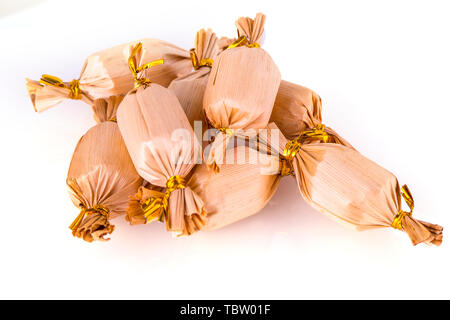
128, 146, 281, 233
67, 96, 143, 242
26, 38, 192, 112
261, 123, 443, 246
188, 145, 280, 231
169, 29, 219, 128
118, 43, 205, 235
271, 80, 353, 147
203, 13, 281, 171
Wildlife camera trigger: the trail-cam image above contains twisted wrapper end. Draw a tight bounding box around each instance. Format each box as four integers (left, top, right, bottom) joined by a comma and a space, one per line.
26, 75, 94, 112
39, 74, 82, 100
234, 13, 266, 47
282, 124, 330, 162
190, 48, 214, 70
128, 42, 164, 90
127, 177, 207, 236
226, 35, 260, 50
126, 187, 165, 225
70, 204, 114, 243
279, 159, 294, 177
126, 176, 196, 230
392, 185, 443, 246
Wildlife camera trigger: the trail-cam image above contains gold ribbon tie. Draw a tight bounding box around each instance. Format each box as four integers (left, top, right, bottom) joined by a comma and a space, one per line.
128, 42, 164, 89
279, 159, 294, 176
190, 48, 214, 70
392, 185, 414, 230
227, 35, 260, 49
142, 175, 187, 224
282, 137, 302, 161
282, 124, 329, 161
69, 204, 110, 231
301, 124, 329, 143
40, 74, 82, 100
218, 127, 235, 137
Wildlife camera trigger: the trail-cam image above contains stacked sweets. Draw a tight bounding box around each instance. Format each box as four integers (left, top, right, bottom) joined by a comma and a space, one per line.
26, 14, 442, 245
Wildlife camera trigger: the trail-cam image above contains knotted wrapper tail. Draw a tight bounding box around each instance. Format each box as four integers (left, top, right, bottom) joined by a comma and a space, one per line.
235, 13, 266, 45
125, 178, 207, 236
392, 185, 443, 246
69, 204, 114, 243
25, 76, 93, 112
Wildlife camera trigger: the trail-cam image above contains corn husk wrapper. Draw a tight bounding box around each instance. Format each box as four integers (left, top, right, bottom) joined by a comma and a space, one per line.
271, 80, 353, 148
128, 145, 281, 234
67, 96, 143, 242
26, 39, 192, 113
117, 82, 206, 235
262, 123, 443, 246
169, 29, 219, 128
193, 145, 281, 231
203, 13, 281, 172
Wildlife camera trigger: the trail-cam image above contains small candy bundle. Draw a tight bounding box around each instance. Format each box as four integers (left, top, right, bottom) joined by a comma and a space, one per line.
169, 28, 219, 128
203, 13, 281, 172
26, 38, 192, 112
67, 96, 142, 242
117, 42, 206, 235
258, 122, 442, 246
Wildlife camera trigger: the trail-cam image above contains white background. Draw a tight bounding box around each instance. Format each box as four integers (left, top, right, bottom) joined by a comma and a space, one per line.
1, 0, 449, 299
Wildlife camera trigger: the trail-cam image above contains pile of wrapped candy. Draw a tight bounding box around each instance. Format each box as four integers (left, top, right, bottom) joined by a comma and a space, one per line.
26, 13, 443, 245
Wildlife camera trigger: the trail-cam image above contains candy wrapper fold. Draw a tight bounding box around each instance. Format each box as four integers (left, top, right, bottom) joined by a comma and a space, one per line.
67, 96, 143, 242
261, 123, 442, 246
117, 56, 206, 235
26, 39, 192, 112
169, 29, 219, 129
203, 13, 281, 172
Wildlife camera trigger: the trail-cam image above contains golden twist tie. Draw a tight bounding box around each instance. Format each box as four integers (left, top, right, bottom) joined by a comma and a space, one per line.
217, 127, 235, 137
69, 204, 110, 231
392, 185, 414, 230
279, 159, 294, 176
40, 75, 82, 100
128, 42, 164, 89
190, 48, 214, 70
142, 176, 187, 223
282, 124, 329, 161
227, 36, 260, 49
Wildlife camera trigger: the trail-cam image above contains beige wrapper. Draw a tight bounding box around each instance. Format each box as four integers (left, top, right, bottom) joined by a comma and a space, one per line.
271, 80, 353, 148
169, 29, 219, 128
117, 81, 206, 235
67, 96, 143, 242
26, 38, 192, 113
203, 13, 281, 172
193, 146, 281, 231
128, 146, 281, 234
263, 123, 443, 246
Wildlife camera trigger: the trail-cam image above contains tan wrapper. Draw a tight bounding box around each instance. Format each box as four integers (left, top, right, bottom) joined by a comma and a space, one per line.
118, 83, 206, 235
271, 80, 353, 148
203, 13, 281, 172
67, 96, 143, 242
169, 29, 219, 128
26, 38, 191, 112
192, 145, 281, 231
131, 146, 281, 234
263, 123, 443, 246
